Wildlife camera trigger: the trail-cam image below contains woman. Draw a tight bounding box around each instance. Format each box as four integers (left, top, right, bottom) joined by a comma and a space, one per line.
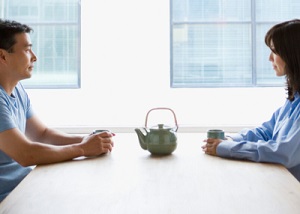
202, 19, 300, 181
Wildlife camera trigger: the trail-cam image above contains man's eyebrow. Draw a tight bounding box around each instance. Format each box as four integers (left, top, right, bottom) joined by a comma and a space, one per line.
25, 44, 33, 48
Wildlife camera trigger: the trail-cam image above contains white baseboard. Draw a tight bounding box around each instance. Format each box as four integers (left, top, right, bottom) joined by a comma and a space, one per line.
54, 125, 257, 134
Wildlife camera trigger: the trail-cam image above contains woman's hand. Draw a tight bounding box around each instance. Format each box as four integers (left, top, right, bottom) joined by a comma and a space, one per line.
202, 138, 222, 156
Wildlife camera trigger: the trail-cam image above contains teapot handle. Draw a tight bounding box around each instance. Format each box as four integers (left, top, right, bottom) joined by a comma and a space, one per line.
145, 107, 178, 132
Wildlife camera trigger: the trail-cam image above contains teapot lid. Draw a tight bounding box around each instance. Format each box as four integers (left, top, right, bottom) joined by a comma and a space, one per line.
150, 124, 174, 131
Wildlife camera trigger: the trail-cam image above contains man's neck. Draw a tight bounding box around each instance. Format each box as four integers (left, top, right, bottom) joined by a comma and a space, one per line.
0, 77, 18, 96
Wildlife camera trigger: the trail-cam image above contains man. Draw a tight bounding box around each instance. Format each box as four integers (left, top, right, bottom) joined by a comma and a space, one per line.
0, 19, 115, 202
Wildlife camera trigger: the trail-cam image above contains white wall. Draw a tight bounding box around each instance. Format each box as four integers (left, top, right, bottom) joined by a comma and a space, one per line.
26, 0, 286, 133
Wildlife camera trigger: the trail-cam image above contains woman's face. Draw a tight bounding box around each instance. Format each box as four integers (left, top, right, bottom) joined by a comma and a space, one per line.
269, 42, 286, 76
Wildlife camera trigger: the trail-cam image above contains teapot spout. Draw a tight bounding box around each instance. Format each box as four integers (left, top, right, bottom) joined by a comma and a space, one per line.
134, 128, 148, 150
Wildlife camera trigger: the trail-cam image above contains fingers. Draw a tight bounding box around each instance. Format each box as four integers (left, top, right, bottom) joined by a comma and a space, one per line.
102, 138, 114, 152
93, 132, 115, 148
82, 132, 115, 156
100, 144, 112, 153
202, 144, 214, 155
94, 131, 115, 138
99, 136, 114, 152
202, 138, 221, 156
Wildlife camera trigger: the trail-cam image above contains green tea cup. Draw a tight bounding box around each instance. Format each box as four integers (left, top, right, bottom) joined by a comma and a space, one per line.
207, 129, 225, 139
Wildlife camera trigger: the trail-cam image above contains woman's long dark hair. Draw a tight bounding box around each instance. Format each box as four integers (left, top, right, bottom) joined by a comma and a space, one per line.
265, 19, 300, 101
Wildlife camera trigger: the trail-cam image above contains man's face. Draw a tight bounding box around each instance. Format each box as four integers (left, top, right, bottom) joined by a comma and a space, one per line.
6, 33, 37, 81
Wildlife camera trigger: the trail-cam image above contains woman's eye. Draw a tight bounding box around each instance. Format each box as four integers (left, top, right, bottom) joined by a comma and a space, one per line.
270, 48, 276, 54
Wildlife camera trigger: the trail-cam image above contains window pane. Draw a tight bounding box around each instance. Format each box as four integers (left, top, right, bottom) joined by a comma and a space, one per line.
173, 0, 251, 22
0, 0, 80, 88
172, 24, 252, 87
171, 0, 252, 87
24, 25, 79, 88
256, 0, 300, 22
171, 0, 299, 87
5, 0, 78, 22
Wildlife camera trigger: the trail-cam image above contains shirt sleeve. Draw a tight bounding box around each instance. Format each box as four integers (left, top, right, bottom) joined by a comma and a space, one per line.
217, 106, 300, 169
0, 97, 17, 132
0, 83, 34, 133
228, 107, 280, 142
217, 134, 300, 169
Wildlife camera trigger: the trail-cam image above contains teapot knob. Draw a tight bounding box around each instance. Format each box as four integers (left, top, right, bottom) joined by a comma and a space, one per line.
158, 124, 164, 129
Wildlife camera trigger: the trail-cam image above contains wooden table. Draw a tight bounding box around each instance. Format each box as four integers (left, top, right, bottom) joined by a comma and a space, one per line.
1, 133, 300, 214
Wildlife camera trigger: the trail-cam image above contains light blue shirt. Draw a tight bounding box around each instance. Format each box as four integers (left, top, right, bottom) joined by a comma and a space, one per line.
0, 83, 33, 202
217, 93, 300, 181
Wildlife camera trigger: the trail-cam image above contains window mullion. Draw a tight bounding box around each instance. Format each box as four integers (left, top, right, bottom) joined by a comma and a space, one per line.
251, 0, 257, 86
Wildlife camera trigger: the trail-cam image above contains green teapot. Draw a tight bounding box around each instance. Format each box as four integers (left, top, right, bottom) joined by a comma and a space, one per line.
135, 107, 178, 155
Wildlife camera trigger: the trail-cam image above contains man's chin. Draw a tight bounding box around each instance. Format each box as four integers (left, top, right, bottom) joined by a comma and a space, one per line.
20, 74, 32, 81
26, 71, 33, 78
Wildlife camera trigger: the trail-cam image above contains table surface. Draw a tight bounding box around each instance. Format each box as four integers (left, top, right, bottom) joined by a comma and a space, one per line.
1, 133, 300, 214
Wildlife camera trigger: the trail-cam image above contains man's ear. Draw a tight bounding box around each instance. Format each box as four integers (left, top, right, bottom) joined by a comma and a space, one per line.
0, 49, 8, 63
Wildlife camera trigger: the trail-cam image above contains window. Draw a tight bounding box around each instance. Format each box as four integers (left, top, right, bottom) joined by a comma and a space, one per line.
0, 0, 81, 88
171, 0, 300, 87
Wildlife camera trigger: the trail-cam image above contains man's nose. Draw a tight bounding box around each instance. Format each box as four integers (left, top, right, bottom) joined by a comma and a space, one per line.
31, 50, 37, 62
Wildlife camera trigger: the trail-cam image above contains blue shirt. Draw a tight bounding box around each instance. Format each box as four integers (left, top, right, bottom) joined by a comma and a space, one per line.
217, 93, 300, 181
0, 83, 33, 202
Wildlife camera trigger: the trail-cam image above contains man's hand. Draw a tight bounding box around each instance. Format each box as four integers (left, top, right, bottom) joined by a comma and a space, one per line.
80, 132, 115, 157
